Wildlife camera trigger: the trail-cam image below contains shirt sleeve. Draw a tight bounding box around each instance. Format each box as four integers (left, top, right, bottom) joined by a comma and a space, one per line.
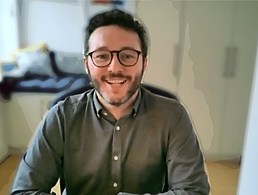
119, 104, 210, 195
10, 105, 64, 195
165, 105, 210, 194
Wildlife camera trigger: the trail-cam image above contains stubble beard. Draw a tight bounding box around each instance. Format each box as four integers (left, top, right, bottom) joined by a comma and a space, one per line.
87, 64, 144, 107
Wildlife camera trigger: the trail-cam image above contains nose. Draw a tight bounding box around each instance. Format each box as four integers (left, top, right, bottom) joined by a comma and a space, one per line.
107, 53, 124, 72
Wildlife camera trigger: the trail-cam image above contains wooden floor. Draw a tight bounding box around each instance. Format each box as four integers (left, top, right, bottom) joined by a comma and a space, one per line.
0, 155, 240, 195
0, 155, 20, 195
205, 161, 240, 195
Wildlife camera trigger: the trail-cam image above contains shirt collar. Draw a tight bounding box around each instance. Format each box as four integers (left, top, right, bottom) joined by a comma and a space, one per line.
93, 90, 103, 118
92, 88, 142, 118
132, 87, 142, 117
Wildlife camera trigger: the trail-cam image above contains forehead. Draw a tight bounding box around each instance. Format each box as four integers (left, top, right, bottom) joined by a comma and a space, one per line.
89, 25, 141, 51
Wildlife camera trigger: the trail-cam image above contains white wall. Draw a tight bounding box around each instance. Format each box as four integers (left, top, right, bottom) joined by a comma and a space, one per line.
6, 93, 55, 151
237, 39, 258, 195
137, 0, 258, 160
27, 1, 85, 53
21, 1, 136, 53
1, 0, 136, 153
0, 100, 8, 162
0, 0, 18, 60
0, 0, 18, 162
2, 0, 258, 161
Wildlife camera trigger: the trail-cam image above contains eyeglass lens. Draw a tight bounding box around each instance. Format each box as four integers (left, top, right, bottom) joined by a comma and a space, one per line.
92, 49, 139, 67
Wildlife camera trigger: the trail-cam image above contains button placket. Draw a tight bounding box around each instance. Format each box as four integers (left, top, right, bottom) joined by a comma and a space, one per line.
113, 182, 118, 188
111, 122, 122, 191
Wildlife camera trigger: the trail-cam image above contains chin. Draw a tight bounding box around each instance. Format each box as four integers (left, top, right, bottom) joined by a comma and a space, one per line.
93, 76, 142, 106
104, 94, 130, 106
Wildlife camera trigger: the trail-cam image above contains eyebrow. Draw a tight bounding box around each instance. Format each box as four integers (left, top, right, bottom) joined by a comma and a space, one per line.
94, 46, 108, 51
93, 46, 140, 51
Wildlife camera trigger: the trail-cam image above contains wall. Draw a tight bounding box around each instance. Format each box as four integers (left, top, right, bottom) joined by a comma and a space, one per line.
2, 0, 258, 161
19, 1, 136, 53
0, 0, 18, 162
0, 0, 18, 60
6, 93, 55, 151
237, 37, 258, 195
26, 1, 85, 53
137, 0, 258, 160
0, 100, 8, 162
2, 0, 136, 153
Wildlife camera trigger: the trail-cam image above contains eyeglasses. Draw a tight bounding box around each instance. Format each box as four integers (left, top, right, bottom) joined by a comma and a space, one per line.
87, 49, 142, 67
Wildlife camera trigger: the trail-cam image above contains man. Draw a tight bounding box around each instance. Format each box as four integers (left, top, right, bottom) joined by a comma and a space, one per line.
11, 9, 210, 195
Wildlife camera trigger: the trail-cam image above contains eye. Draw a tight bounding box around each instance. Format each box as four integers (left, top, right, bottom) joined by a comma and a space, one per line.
95, 54, 109, 59
93, 51, 110, 61
120, 51, 137, 60
123, 54, 135, 59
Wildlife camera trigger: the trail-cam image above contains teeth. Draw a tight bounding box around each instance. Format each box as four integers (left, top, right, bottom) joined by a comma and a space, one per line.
106, 80, 126, 84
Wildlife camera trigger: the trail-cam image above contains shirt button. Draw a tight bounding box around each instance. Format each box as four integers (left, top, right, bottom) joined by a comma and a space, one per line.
103, 112, 108, 116
114, 156, 118, 161
113, 182, 118, 188
116, 126, 120, 131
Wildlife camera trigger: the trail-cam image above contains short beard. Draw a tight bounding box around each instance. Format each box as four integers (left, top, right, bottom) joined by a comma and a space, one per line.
86, 63, 144, 107
107, 72, 142, 107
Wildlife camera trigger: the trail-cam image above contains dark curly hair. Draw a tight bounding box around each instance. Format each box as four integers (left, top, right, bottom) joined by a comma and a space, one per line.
84, 9, 149, 59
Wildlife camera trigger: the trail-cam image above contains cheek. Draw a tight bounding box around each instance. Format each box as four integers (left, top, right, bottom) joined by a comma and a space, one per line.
131, 65, 144, 78
88, 63, 104, 77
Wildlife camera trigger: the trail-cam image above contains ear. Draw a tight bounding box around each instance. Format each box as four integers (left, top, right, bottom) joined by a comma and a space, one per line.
84, 56, 89, 74
141, 56, 148, 83
143, 56, 148, 73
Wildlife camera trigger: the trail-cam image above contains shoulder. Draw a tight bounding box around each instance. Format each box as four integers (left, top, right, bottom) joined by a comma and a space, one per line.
140, 87, 192, 131
139, 87, 193, 138
52, 89, 94, 115
141, 87, 185, 116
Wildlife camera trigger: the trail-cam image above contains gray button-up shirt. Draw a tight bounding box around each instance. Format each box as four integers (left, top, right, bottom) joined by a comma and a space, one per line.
11, 87, 210, 195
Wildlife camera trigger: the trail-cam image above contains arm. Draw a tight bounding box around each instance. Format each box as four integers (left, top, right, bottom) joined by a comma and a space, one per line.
119, 105, 210, 195
164, 106, 210, 195
11, 106, 64, 195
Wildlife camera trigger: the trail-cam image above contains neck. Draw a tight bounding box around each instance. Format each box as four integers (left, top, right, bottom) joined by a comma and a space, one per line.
97, 89, 139, 120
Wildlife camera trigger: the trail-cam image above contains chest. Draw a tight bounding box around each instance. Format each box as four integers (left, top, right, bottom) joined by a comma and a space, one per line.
63, 115, 168, 177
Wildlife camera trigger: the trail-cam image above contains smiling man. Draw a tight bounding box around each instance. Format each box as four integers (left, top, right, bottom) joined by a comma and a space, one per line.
11, 9, 210, 195
85, 24, 147, 119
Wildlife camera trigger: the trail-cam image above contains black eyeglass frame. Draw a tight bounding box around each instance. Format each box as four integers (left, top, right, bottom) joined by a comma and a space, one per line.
87, 49, 143, 68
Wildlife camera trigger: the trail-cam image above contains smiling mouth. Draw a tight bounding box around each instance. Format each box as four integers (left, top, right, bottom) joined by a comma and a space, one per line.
105, 79, 126, 85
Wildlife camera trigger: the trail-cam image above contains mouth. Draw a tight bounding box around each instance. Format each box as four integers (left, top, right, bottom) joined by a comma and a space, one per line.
105, 79, 127, 85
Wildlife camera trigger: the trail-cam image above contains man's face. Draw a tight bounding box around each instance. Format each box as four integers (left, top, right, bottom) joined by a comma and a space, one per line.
84, 25, 147, 106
